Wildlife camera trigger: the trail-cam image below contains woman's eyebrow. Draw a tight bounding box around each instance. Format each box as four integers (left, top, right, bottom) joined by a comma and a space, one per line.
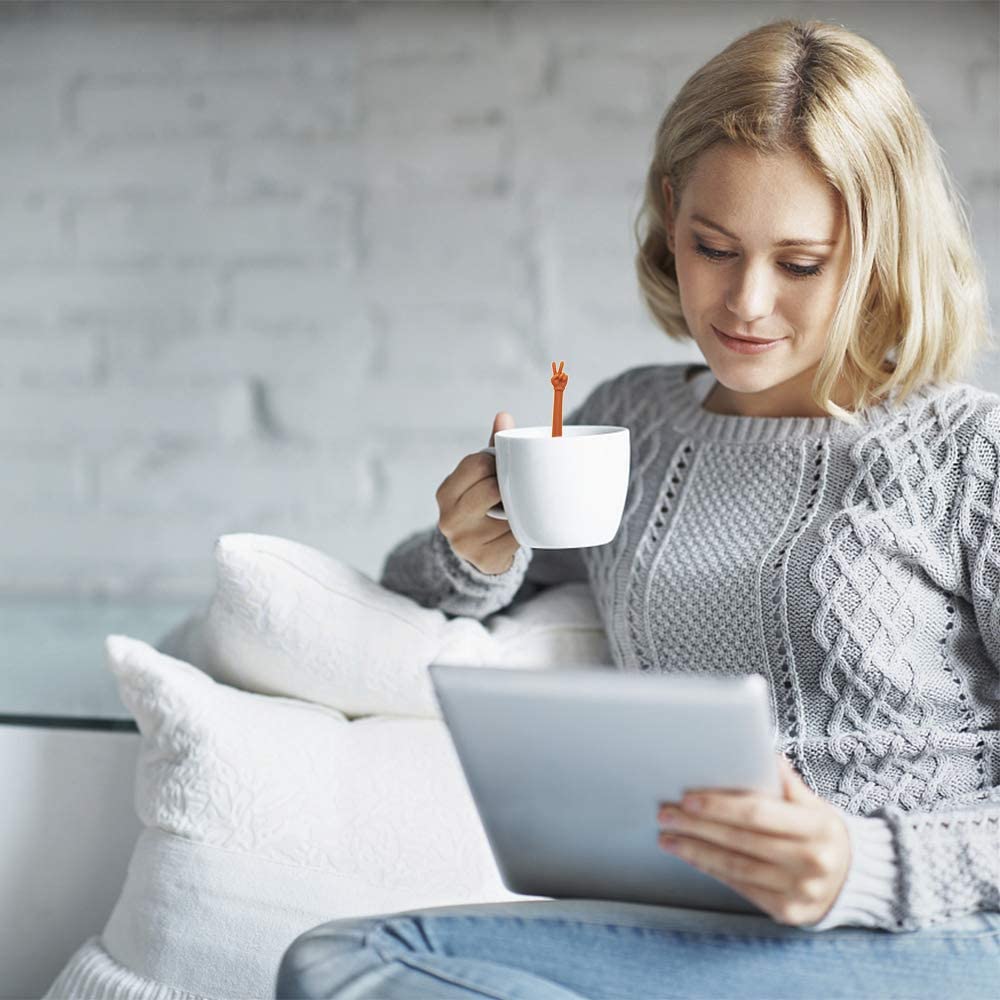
691, 213, 836, 248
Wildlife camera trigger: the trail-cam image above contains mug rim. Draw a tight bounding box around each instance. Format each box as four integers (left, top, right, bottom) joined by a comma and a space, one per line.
494, 425, 628, 441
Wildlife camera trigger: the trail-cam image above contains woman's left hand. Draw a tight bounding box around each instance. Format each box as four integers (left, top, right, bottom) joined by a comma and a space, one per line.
656, 754, 851, 927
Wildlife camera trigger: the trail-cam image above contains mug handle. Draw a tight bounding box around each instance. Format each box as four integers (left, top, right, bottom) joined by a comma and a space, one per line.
479, 446, 508, 520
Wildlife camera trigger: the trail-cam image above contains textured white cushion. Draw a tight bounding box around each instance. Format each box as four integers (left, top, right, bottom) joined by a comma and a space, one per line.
47, 634, 542, 1000
160, 532, 611, 719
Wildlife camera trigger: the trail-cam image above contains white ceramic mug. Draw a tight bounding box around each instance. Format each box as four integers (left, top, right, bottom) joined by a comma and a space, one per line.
479, 425, 630, 548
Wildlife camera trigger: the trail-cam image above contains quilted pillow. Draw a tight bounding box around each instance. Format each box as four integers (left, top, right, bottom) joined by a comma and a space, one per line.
46, 635, 541, 1000
158, 532, 611, 720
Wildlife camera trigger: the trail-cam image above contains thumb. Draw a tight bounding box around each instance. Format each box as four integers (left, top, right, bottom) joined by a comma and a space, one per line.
488, 411, 515, 447
778, 754, 813, 803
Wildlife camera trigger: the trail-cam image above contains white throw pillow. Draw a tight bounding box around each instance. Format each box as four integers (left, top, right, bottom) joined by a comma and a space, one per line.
47, 634, 539, 1000
159, 532, 611, 720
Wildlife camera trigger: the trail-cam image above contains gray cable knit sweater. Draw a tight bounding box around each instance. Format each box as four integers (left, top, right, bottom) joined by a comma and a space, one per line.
379, 362, 1000, 934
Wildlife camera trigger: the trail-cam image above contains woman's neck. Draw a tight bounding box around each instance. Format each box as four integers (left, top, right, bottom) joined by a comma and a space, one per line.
701, 364, 892, 419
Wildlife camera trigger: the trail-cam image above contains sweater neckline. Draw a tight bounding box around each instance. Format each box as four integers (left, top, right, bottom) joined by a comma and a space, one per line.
669, 364, 936, 444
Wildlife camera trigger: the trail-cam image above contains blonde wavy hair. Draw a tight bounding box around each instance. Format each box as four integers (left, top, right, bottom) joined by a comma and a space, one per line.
633, 18, 995, 423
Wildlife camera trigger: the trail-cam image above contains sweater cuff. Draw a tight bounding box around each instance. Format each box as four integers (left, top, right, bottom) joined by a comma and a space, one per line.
431, 525, 531, 595
800, 813, 898, 931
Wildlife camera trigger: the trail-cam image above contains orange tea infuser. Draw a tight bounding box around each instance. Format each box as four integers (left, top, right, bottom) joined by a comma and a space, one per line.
550, 360, 568, 436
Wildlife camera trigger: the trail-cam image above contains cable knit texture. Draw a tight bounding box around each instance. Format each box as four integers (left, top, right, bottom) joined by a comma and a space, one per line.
380, 362, 1000, 934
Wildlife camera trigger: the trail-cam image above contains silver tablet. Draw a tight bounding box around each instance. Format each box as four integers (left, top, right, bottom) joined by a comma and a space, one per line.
428, 663, 781, 916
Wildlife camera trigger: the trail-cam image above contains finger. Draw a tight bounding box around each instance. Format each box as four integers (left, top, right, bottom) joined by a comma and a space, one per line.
658, 810, 813, 869
659, 834, 793, 895
447, 512, 512, 551
552, 360, 557, 375
480, 526, 518, 551
778, 755, 815, 805
440, 453, 495, 512
455, 474, 503, 518
558, 360, 564, 373
489, 411, 514, 448
678, 790, 825, 841
723, 878, 797, 923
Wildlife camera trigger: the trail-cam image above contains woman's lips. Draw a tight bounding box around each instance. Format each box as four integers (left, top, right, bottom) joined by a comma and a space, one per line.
713, 325, 778, 343
712, 325, 785, 354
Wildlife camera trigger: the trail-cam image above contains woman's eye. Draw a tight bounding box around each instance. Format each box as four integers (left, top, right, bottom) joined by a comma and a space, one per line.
692, 242, 823, 280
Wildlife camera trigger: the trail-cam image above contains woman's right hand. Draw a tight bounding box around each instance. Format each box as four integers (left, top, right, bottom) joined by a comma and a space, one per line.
436, 411, 521, 575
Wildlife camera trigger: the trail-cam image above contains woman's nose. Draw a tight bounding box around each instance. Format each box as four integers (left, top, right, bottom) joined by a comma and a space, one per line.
725, 261, 777, 324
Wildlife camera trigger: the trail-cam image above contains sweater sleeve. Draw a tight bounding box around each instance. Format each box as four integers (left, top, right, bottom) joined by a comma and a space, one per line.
378, 383, 606, 620
800, 795, 1000, 934
378, 524, 533, 621
805, 403, 1000, 933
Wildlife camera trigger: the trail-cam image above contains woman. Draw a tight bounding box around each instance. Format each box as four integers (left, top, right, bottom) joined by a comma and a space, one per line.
277, 17, 999, 999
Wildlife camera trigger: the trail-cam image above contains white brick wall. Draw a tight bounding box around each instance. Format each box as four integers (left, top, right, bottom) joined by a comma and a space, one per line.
0, 0, 996, 598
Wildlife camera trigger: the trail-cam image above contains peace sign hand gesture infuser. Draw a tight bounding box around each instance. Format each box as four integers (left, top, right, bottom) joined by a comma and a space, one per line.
550, 360, 568, 436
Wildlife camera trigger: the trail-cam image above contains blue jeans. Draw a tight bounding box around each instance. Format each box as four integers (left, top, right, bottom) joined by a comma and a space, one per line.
274, 897, 1000, 999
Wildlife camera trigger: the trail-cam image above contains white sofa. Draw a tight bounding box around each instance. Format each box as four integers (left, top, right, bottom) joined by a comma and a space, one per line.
0, 724, 142, 1000
44, 534, 612, 1000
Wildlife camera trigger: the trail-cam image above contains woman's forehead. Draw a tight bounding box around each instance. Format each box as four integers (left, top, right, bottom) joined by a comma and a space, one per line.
677, 149, 844, 241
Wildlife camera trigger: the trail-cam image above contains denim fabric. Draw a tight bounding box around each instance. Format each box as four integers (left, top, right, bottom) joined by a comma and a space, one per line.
274, 897, 1000, 1000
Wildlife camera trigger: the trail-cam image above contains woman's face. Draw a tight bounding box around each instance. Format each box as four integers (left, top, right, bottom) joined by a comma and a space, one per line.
662, 143, 852, 418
